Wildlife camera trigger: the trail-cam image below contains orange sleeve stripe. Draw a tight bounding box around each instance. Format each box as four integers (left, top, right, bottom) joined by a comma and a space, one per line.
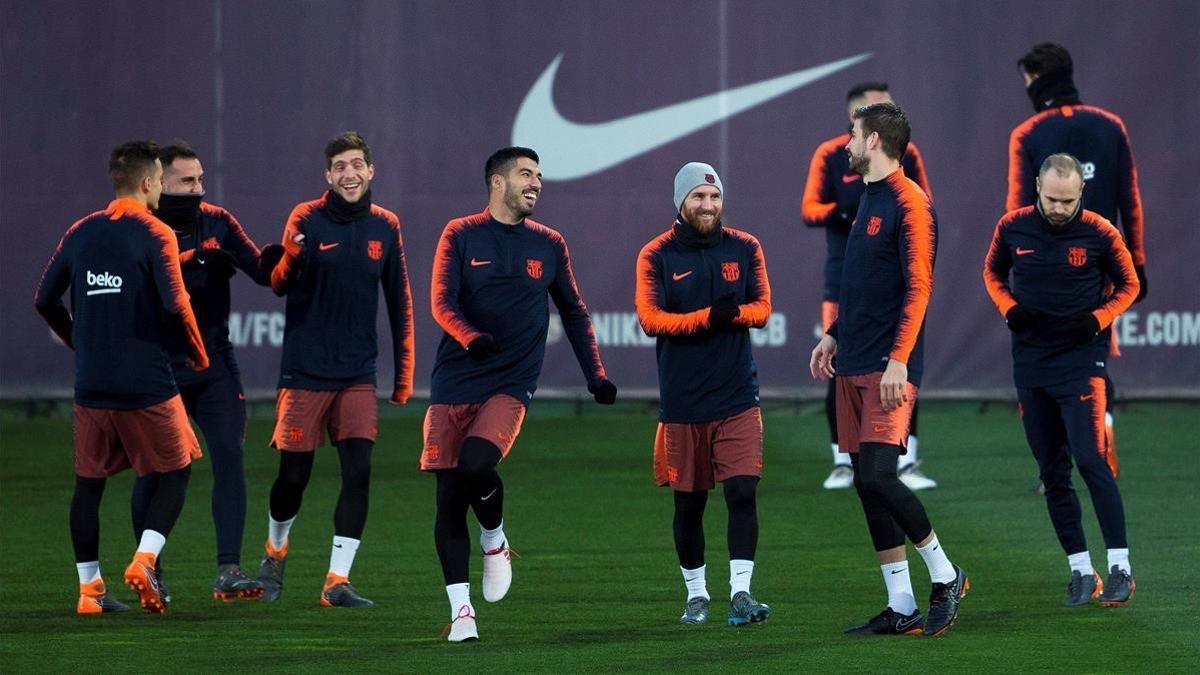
380, 207, 415, 400
271, 200, 319, 293
800, 136, 846, 225
546, 227, 607, 380
1006, 111, 1053, 212
889, 181, 936, 364
982, 210, 1023, 317
145, 216, 209, 370
1086, 213, 1140, 329
729, 229, 771, 327
430, 214, 484, 348
206, 203, 261, 257
906, 142, 933, 202
635, 233, 710, 337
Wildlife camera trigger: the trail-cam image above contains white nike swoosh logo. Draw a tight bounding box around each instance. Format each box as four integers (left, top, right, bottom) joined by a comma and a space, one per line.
512, 52, 871, 181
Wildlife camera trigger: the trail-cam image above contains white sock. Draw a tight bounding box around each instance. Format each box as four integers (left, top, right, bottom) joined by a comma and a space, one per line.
136, 529, 166, 556
832, 443, 850, 466
76, 561, 101, 585
681, 565, 709, 601
269, 513, 295, 550
881, 561, 918, 614
328, 536, 360, 577
729, 559, 755, 598
915, 534, 956, 584
1107, 548, 1131, 575
899, 436, 919, 469
1067, 550, 1095, 576
446, 582, 474, 619
480, 521, 506, 553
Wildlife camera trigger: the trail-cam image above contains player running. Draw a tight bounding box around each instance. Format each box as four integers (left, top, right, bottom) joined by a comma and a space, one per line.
1008, 43, 1149, 481
129, 140, 281, 603
636, 162, 773, 627
424, 146, 616, 642
984, 153, 1139, 607
809, 103, 967, 637
802, 82, 937, 492
35, 140, 209, 615
256, 131, 414, 608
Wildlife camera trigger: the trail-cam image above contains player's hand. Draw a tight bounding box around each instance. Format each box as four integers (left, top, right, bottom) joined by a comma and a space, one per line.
189, 247, 238, 278
1005, 305, 1040, 333
258, 244, 286, 278
708, 292, 740, 330
1134, 265, 1148, 303
1062, 311, 1101, 346
588, 378, 618, 405
389, 386, 410, 406
467, 334, 501, 361
879, 358, 908, 412
809, 333, 837, 380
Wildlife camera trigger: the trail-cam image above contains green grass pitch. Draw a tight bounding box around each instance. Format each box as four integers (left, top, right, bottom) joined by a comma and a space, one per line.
2, 400, 1198, 671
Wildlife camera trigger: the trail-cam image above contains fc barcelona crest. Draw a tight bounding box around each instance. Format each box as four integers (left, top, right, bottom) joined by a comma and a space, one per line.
867, 216, 883, 236
526, 258, 543, 279
367, 240, 383, 260
721, 261, 740, 282
1067, 247, 1087, 267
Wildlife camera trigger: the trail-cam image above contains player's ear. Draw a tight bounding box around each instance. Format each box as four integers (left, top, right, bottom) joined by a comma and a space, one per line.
1035, 176, 1042, 194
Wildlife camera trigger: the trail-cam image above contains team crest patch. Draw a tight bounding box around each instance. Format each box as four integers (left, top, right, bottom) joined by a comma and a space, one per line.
287, 427, 304, 443
200, 237, 220, 249
367, 240, 383, 260
1068, 247, 1087, 267
526, 258, 543, 279
721, 261, 740, 282
866, 216, 883, 236
705, 173, 716, 184
423, 444, 440, 462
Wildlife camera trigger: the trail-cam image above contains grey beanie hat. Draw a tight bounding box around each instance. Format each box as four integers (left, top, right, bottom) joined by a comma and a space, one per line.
673, 162, 723, 211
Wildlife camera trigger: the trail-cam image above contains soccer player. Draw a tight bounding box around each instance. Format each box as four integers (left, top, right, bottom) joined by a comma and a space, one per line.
809, 103, 967, 637
984, 153, 1139, 607
129, 140, 281, 603
255, 131, 414, 607
636, 162, 773, 627
802, 82, 936, 491
1008, 43, 1149, 479
34, 140, 209, 614
424, 146, 616, 642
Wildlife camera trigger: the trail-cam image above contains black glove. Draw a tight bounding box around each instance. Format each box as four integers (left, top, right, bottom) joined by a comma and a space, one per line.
1004, 305, 1039, 333
1061, 311, 1101, 346
258, 244, 285, 280
709, 292, 740, 330
588, 378, 617, 405
1135, 265, 1148, 303
185, 247, 238, 278
467, 334, 501, 361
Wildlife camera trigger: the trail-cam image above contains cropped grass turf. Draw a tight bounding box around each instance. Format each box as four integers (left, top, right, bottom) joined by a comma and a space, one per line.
1, 400, 1197, 672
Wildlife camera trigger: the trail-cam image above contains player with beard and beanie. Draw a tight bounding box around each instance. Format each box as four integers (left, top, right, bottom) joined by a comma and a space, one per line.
985, 153, 1139, 607
255, 131, 415, 608
1008, 43, 1149, 483
128, 140, 281, 604
802, 82, 936, 492
636, 162, 773, 627
810, 103, 968, 637
425, 146, 615, 642
35, 139, 209, 614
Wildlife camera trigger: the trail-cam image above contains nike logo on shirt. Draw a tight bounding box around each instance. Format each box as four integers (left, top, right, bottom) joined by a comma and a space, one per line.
842, 173, 861, 184
672, 270, 694, 281
512, 52, 872, 180
470, 258, 492, 267
1016, 248, 1035, 255
319, 242, 340, 251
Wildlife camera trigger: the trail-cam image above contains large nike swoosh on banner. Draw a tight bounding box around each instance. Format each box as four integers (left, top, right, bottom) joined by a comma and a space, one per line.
512, 52, 871, 181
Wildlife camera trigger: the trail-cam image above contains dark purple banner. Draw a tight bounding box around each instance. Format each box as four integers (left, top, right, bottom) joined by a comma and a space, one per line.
3, 0, 1198, 398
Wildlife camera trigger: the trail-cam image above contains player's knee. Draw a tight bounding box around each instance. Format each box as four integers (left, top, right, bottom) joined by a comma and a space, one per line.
722, 476, 758, 511
458, 436, 501, 477
73, 475, 106, 500
278, 452, 315, 489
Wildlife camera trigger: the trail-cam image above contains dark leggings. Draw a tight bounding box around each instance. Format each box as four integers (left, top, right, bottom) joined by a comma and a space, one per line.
851, 443, 932, 551
673, 475, 760, 569
434, 437, 504, 585
267, 438, 373, 539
